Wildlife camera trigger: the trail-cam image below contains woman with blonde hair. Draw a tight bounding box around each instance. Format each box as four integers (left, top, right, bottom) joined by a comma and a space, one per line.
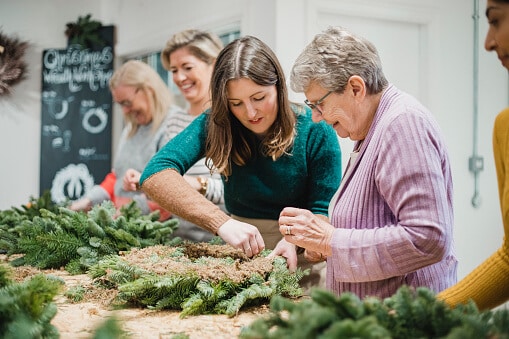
70, 60, 183, 220
124, 29, 225, 242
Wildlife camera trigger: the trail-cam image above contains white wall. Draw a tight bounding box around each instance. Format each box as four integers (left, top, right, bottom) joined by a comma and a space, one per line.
0, 0, 507, 291
0, 0, 103, 210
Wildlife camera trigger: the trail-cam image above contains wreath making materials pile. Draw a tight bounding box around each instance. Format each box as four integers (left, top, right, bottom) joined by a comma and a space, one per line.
1, 193, 509, 339
0, 192, 305, 337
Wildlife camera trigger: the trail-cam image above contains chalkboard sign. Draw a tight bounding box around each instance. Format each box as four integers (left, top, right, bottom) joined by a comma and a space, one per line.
40, 26, 115, 203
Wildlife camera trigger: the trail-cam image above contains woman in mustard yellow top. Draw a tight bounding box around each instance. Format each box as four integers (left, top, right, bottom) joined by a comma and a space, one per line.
437, 0, 509, 310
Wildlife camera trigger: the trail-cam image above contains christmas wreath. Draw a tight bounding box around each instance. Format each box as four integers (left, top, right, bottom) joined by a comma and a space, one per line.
0, 30, 28, 96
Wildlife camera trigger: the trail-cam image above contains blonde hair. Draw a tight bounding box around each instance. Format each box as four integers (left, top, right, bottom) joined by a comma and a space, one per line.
109, 60, 172, 137
161, 29, 223, 70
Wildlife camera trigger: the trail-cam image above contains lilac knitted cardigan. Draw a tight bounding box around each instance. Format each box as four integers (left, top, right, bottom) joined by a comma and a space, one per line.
326, 84, 457, 299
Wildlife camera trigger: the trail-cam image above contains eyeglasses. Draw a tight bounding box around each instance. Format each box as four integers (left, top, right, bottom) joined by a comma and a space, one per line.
116, 88, 140, 108
304, 91, 333, 115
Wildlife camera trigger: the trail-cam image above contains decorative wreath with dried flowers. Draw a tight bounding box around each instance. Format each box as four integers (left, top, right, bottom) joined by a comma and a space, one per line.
0, 30, 28, 96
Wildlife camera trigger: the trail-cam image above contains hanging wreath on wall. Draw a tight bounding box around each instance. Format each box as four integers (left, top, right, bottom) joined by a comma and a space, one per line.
0, 30, 28, 96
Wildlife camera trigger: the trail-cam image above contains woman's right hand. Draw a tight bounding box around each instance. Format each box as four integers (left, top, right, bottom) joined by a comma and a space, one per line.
217, 219, 265, 257
123, 169, 141, 192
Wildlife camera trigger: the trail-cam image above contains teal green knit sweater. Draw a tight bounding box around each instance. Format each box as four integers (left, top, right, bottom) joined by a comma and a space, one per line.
140, 106, 342, 219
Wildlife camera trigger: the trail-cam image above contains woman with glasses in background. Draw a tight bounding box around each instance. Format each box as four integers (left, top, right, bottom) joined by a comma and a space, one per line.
123, 29, 226, 242
69, 60, 182, 220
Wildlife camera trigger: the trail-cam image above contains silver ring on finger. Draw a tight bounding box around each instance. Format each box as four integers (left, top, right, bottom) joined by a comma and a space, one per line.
285, 226, 292, 235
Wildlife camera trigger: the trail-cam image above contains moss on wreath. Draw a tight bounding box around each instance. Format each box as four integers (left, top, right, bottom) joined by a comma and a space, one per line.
87, 244, 307, 317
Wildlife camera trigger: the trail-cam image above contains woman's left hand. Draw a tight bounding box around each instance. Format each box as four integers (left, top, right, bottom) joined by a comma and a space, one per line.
278, 207, 334, 257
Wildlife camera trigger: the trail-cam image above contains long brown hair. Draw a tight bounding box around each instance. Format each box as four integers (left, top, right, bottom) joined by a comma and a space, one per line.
206, 35, 297, 177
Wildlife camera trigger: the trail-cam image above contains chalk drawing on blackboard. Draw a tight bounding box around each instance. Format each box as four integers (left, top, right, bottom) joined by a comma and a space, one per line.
63, 130, 72, 152
44, 125, 72, 152
82, 106, 108, 134
51, 137, 63, 149
42, 90, 75, 120
80, 99, 95, 113
51, 163, 94, 203
42, 124, 61, 137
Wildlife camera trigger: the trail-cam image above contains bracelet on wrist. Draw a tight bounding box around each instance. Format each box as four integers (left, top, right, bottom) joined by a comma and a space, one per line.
197, 176, 208, 195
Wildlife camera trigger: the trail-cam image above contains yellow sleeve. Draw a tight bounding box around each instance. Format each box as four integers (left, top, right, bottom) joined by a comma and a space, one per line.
437, 108, 509, 310
437, 244, 509, 310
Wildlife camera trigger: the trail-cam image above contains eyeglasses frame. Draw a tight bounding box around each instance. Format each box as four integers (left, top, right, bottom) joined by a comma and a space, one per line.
116, 87, 141, 108
304, 90, 333, 115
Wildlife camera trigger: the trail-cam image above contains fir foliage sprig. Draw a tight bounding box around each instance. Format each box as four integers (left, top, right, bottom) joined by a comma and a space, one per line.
65, 14, 105, 49
0, 191, 63, 254
1, 200, 178, 274
0, 264, 127, 339
0, 264, 62, 338
239, 285, 509, 339
90, 316, 128, 339
88, 246, 307, 317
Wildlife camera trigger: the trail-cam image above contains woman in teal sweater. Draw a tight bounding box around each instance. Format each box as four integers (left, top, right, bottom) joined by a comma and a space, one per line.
140, 36, 341, 284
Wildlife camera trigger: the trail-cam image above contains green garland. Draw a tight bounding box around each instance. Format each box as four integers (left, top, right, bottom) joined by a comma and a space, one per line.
240, 286, 509, 338
0, 198, 179, 274
0, 264, 62, 338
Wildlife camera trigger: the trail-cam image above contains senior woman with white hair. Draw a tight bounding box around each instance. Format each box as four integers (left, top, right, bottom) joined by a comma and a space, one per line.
278, 26, 457, 299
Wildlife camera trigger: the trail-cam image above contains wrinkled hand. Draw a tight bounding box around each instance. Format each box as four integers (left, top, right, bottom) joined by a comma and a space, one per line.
267, 238, 298, 271
123, 169, 141, 192
278, 207, 334, 257
217, 219, 265, 257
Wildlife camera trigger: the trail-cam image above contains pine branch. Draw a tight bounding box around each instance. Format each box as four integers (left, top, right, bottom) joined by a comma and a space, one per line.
88, 245, 305, 317
65, 14, 106, 49
90, 316, 128, 339
1, 200, 179, 272
0, 266, 62, 338
239, 285, 509, 339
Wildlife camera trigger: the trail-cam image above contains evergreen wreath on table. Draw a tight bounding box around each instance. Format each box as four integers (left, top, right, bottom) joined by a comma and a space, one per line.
0, 30, 28, 96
